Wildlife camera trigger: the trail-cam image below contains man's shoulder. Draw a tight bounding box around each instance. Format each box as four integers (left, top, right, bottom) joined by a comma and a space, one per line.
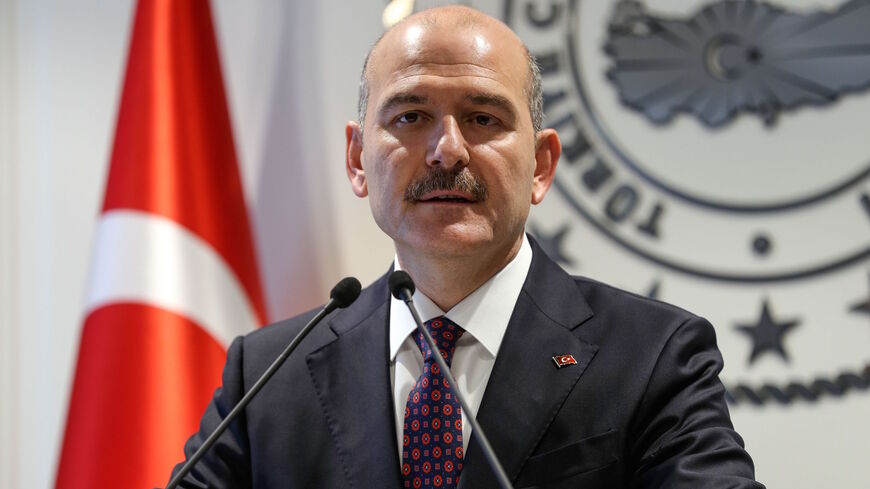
566, 273, 709, 345
524, 239, 705, 343
528, 238, 698, 326
240, 272, 391, 358
572, 274, 696, 321
235, 307, 329, 365
249, 306, 324, 342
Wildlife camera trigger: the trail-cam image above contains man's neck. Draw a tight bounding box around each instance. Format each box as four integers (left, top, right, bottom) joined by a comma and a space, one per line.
396, 235, 524, 311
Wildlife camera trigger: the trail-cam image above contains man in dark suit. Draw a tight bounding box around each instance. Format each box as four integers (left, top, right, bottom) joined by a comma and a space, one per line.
172, 5, 763, 488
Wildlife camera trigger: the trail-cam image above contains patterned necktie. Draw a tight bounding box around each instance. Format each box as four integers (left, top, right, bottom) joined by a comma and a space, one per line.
402, 316, 466, 489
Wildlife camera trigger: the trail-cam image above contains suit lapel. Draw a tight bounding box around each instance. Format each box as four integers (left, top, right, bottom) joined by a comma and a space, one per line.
306, 274, 402, 489
458, 241, 599, 488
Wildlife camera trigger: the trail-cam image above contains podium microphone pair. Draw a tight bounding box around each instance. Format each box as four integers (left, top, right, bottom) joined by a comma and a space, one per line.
166, 272, 513, 489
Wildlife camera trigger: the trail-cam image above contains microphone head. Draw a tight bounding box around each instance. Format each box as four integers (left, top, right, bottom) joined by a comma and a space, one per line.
330, 277, 362, 308
388, 270, 415, 300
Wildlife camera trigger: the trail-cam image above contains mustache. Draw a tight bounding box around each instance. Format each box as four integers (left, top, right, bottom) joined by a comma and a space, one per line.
404, 167, 488, 202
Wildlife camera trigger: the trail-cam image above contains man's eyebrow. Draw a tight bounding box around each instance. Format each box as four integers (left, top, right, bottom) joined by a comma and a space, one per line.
379, 93, 429, 114
466, 93, 517, 119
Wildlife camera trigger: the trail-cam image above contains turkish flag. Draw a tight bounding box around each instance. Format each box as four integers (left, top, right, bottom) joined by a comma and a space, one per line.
55, 0, 266, 487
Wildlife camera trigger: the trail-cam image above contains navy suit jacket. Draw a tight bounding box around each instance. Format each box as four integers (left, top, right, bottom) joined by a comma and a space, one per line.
172, 240, 763, 488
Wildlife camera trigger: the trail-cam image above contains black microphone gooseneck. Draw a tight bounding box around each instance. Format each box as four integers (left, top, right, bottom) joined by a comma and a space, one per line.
166, 277, 362, 489
388, 271, 515, 489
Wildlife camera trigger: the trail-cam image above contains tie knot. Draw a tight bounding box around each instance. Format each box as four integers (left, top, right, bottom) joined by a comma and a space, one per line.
416, 316, 465, 366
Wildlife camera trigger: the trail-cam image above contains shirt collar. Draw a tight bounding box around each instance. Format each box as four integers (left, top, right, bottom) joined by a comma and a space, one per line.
389, 234, 533, 362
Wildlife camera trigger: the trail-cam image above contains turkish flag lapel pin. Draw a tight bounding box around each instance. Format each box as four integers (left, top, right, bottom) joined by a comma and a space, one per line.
552, 354, 578, 368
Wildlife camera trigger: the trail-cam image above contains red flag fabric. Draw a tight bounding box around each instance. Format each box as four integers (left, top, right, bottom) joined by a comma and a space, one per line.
55, 0, 266, 487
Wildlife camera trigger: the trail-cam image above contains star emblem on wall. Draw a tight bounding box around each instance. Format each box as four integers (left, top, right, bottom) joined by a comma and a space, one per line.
735, 299, 800, 365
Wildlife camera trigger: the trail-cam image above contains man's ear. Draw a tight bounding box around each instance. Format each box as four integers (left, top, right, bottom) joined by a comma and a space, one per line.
531, 128, 561, 205
346, 121, 368, 197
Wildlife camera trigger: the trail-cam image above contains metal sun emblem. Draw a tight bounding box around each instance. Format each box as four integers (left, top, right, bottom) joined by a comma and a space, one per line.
605, 0, 870, 127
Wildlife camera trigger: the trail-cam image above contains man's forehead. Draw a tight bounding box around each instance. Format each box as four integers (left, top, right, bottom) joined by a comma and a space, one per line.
391, 22, 497, 66
376, 6, 519, 52
366, 9, 528, 94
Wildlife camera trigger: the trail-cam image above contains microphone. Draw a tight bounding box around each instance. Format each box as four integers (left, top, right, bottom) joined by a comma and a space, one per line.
389, 271, 515, 489
166, 277, 362, 489
388, 269, 416, 300
329, 276, 363, 309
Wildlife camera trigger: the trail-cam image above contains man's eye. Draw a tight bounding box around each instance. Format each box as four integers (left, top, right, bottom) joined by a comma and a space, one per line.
398, 112, 420, 124
473, 114, 497, 126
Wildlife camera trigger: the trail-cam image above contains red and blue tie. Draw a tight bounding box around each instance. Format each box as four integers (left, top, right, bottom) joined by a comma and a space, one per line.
402, 316, 466, 489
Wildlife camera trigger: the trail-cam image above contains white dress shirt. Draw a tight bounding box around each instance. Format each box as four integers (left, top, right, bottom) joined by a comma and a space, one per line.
389, 235, 533, 462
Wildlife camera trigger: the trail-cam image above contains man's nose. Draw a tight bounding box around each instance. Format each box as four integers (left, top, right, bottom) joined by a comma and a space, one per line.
426, 116, 470, 169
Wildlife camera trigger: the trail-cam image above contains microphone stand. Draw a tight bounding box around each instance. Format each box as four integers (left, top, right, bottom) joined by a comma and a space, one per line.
166, 277, 361, 489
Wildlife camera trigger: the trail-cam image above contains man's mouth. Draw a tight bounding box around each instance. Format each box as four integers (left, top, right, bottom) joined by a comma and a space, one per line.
418, 191, 476, 203
404, 168, 488, 203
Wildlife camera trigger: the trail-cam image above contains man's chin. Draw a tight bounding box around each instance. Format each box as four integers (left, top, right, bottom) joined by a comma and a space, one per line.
398, 224, 508, 259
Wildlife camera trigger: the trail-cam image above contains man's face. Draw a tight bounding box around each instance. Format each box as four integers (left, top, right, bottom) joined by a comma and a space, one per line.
346, 16, 558, 260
